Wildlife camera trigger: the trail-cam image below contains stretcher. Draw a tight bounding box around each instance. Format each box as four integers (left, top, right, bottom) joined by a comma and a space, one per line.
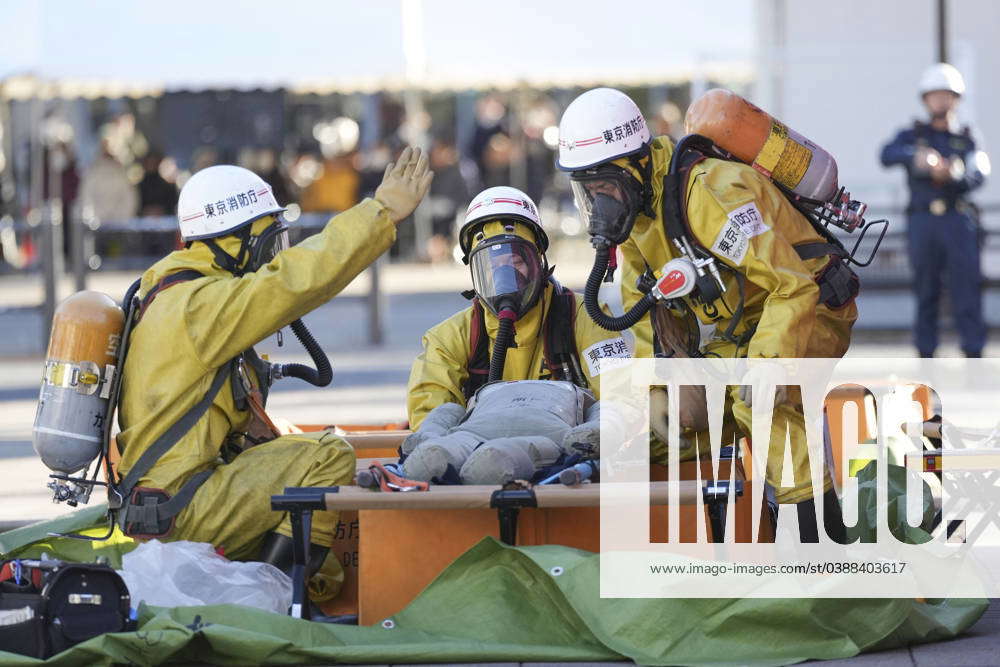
907, 448, 1000, 473
309, 387, 916, 623
276, 426, 769, 623
112, 395, 885, 624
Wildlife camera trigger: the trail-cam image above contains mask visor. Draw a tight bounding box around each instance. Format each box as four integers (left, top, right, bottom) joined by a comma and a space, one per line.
570, 170, 638, 245
469, 237, 544, 317
250, 222, 290, 270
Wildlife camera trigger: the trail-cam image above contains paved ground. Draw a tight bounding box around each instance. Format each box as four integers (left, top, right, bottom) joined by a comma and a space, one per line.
813, 599, 1000, 666
2, 245, 999, 663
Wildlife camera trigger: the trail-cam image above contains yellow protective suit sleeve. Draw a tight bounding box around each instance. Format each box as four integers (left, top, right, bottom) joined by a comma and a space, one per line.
406, 310, 473, 430
180, 198, 394, 369
685, 173, 820, 359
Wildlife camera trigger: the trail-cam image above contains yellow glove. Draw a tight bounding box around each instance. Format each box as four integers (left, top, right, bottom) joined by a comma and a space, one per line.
737, 362, 789, 408
650, 386, 709, 443
374, 146, 434, 224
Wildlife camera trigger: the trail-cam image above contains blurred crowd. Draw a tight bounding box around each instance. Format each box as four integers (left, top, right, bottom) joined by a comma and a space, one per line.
0, 88, 685, 269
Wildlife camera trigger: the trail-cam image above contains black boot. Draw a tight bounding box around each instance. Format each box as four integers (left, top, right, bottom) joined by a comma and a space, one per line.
257, 531, 329, 579
258, 532, 357, 624
794, 489, 848, 544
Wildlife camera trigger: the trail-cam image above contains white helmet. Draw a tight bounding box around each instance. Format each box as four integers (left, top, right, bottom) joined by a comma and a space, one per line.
919, 63, 966, 97
459, 186, 549, 317
459, 186, 548, 257
177, 165, 285, 241
556, 87, 651, 171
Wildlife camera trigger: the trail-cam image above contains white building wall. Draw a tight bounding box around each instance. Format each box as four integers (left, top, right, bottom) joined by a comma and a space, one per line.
753, 0, 1000, 214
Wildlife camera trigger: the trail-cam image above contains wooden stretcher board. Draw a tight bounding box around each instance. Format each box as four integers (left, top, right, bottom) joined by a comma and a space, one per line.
113, 423, 773, 620
350, 459, 769, 625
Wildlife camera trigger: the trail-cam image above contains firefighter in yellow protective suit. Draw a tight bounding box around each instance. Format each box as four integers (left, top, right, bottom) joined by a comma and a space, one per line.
116, 148, 432, 599
407, 186, 629, 429
556, 88, 858, 541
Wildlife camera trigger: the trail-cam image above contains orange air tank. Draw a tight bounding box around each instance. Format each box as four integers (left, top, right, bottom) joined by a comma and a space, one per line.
32, 291, 124, 474
685, 88, 840, 203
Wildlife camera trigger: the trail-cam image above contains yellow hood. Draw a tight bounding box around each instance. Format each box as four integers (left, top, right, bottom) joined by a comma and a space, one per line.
140, 217, 277, 296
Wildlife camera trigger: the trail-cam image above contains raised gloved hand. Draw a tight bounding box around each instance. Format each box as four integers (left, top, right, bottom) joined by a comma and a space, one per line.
374, 146, 434, 224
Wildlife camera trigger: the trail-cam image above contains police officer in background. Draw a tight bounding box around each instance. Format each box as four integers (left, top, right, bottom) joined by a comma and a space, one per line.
881, 63, 991, 358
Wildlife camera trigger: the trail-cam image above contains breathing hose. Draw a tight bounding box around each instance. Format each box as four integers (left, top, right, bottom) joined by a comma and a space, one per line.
583, 245, 656, 331
122, 278, 142, 315
278, 318, 333, 387
488, 307, 518, 382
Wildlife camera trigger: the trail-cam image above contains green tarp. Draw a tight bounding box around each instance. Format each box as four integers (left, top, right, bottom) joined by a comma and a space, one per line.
0, 464, 987, 666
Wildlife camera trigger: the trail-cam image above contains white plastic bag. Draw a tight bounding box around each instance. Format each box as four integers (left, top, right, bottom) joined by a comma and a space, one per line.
118, 540, 292, 614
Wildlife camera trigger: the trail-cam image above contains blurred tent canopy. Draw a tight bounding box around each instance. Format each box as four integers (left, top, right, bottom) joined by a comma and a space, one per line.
0, 0, 752, 99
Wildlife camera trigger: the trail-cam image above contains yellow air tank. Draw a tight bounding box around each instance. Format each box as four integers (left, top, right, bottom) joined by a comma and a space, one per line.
32, 291, 124, 474
685, 88, 840, 203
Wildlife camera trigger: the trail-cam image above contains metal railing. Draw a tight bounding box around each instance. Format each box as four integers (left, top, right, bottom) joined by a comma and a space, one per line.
5, 204, 1000, 342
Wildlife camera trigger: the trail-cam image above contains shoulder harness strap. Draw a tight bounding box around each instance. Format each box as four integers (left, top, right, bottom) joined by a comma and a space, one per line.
542, 282, 576, 371
662, 135, 726, 257
137, 269, 207, 322
542, 280, 590, 389
115, 359, 233, 536
464, 299, 490, 401
793, 241, 846, 261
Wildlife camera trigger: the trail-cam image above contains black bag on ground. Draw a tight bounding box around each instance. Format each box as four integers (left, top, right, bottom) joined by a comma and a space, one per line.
0, 559, 131, 658
0, 589, 46, 658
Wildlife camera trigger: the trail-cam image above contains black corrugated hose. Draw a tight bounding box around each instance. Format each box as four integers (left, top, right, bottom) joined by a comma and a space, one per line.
584, 245, 656, 331
279, 318, 333, 387
488, 308, 518, 383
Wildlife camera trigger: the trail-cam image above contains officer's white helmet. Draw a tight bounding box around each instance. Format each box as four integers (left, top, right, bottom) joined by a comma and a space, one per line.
919, 63, 966, 97
556, 87, 651, 171
177, 165, 286, 241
